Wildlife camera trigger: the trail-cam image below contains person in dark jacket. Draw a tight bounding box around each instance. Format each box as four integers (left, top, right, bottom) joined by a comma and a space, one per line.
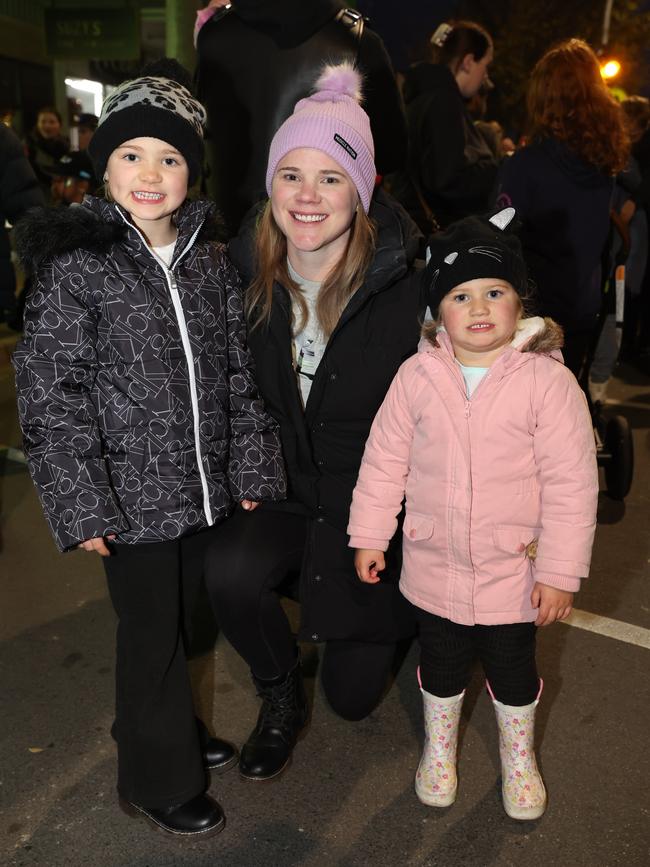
388, 19, 499, 232
14, 60, 285, 840
204, 62, 430, 784
195, 0, 407, 234
495, 38, 629, 377
24, 106, 69, 203
0, 123, 44, 324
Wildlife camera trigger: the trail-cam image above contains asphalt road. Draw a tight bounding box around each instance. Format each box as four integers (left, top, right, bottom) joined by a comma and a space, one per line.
1, 332, 648, 867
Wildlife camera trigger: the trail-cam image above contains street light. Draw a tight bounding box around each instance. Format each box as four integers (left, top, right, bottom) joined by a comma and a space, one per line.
600, 58, 621, 80
599, 0, 621, 82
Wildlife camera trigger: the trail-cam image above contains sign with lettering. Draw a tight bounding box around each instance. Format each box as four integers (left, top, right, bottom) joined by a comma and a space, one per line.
45, 7, 139, 59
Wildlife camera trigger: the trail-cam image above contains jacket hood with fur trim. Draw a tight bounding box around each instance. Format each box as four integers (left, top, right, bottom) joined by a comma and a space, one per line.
423, 316, 564, 363
15, 195, 224, 271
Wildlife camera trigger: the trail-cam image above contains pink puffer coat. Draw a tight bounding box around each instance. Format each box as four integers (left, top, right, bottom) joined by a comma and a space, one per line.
347, 319, 598, 625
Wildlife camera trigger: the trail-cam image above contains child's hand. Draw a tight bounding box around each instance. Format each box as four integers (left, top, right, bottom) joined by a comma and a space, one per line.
78, 535, 116, 557
354, 549, 385, 584
240, 500, 259, 512
531, 582, 574, 626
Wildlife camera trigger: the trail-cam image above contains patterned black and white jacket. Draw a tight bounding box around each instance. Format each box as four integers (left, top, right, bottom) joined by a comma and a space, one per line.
14, 196, 286, 551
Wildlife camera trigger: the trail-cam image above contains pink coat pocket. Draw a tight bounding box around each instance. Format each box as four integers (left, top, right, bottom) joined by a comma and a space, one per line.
403, 512, 434, 541
493, 525, 542, 557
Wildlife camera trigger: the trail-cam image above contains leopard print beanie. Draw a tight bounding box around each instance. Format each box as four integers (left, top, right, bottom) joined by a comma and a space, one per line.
88, 59, 206, 186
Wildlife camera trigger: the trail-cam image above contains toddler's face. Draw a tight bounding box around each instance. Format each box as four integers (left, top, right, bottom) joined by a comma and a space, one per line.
105, 136, 188, 237
439, 278, 521, 366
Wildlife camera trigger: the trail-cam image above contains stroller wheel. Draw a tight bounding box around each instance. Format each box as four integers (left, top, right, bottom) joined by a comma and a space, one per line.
604, 415, 634, 500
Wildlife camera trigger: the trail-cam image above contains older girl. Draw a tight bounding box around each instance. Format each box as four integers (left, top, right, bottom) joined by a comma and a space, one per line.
14, 60, 285, 839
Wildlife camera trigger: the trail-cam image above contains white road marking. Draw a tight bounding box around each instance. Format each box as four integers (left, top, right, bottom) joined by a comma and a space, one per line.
562, 608, 650, 649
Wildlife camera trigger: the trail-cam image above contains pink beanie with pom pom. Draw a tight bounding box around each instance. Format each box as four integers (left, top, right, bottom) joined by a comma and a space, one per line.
265, 62, 376, 212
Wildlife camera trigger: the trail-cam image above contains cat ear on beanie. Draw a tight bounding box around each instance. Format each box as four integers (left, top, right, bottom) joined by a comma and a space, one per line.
88, 57, 206, 186
426, 208, 528, 313
265, 61, 377, 212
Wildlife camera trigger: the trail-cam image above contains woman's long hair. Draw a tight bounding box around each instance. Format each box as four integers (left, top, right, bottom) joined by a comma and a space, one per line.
246, 201, 377, 338
430, 20, 492, 73
526, 38, 629, 174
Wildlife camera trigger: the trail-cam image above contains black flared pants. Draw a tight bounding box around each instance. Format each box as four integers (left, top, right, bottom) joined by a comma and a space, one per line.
103, 528, 218, 808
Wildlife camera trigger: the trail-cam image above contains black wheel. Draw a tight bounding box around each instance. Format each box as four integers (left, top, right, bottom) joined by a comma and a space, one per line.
604, 415, 634, 500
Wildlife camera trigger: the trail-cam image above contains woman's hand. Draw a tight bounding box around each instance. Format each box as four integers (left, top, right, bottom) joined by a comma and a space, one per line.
240, 500, 260, 512
354, 549, 385, 584
531, 582, 574, 626
78, 535, 116, 557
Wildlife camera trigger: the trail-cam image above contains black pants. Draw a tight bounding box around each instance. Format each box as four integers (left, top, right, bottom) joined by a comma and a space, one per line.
414, 608, 538, 706
205, 507, 396, 721
103, 527, 219, 808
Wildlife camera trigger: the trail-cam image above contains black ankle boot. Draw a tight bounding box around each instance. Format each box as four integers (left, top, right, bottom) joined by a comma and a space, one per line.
119, 792, 225, 838
239, 661, 309, 781
196, 719, 238, 773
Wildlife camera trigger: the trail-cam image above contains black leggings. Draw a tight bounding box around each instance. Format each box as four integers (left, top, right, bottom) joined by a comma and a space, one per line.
204, 507, 396, 721
414, 608, 538, 706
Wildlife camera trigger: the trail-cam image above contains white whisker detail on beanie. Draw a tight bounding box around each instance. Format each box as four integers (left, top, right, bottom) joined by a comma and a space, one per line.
265, 61, 377, 213
427, 208, 529, 312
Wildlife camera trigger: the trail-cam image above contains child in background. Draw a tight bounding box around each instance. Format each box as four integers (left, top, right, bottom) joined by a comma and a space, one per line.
14, 60, 285, 839
348, 209, 598, 820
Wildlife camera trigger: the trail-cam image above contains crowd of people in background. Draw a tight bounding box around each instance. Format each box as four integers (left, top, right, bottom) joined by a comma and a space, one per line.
1, 0, 648, 845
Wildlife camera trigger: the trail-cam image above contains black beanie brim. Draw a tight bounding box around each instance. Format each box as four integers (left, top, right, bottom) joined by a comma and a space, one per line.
88, 104, 203, 186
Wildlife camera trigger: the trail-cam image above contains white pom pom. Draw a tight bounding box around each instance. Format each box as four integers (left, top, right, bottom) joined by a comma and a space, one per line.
314, 62, 363, 102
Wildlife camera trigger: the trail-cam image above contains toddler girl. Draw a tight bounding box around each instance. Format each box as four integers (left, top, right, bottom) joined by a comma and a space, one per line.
348, 208, 598, 820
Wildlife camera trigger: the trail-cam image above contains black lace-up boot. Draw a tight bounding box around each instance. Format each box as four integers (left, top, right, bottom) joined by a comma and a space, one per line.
239, 660, 309, 781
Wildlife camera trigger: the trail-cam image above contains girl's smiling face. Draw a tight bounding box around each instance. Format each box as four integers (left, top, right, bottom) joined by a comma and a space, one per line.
270, 147, 359, 279
439, 277, 521, 366
105, 137, 189, 246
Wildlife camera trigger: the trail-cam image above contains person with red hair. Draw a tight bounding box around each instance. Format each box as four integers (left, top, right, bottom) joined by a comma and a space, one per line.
496, 38, 630, 377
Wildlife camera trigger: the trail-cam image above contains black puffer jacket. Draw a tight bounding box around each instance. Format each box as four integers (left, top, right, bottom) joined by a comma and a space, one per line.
389, 63, 499, 230
0, 124, 44, 313
14, 196, 285, 552
196, 0, 407, 233
229, 189, 428, 642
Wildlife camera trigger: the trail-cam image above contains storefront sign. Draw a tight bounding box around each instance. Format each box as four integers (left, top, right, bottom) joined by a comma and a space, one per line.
45, 6, 139, 59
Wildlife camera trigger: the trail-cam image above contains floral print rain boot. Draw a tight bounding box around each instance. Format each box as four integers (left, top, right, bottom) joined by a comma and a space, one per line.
488, 679, 547, 820
415, 669, 465, 807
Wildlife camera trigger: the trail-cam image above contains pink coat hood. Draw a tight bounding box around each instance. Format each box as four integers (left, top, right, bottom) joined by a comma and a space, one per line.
347, 318, 598, 626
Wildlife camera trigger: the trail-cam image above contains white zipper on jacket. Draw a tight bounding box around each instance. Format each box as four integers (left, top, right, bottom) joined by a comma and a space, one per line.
117, 211, 214, 525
